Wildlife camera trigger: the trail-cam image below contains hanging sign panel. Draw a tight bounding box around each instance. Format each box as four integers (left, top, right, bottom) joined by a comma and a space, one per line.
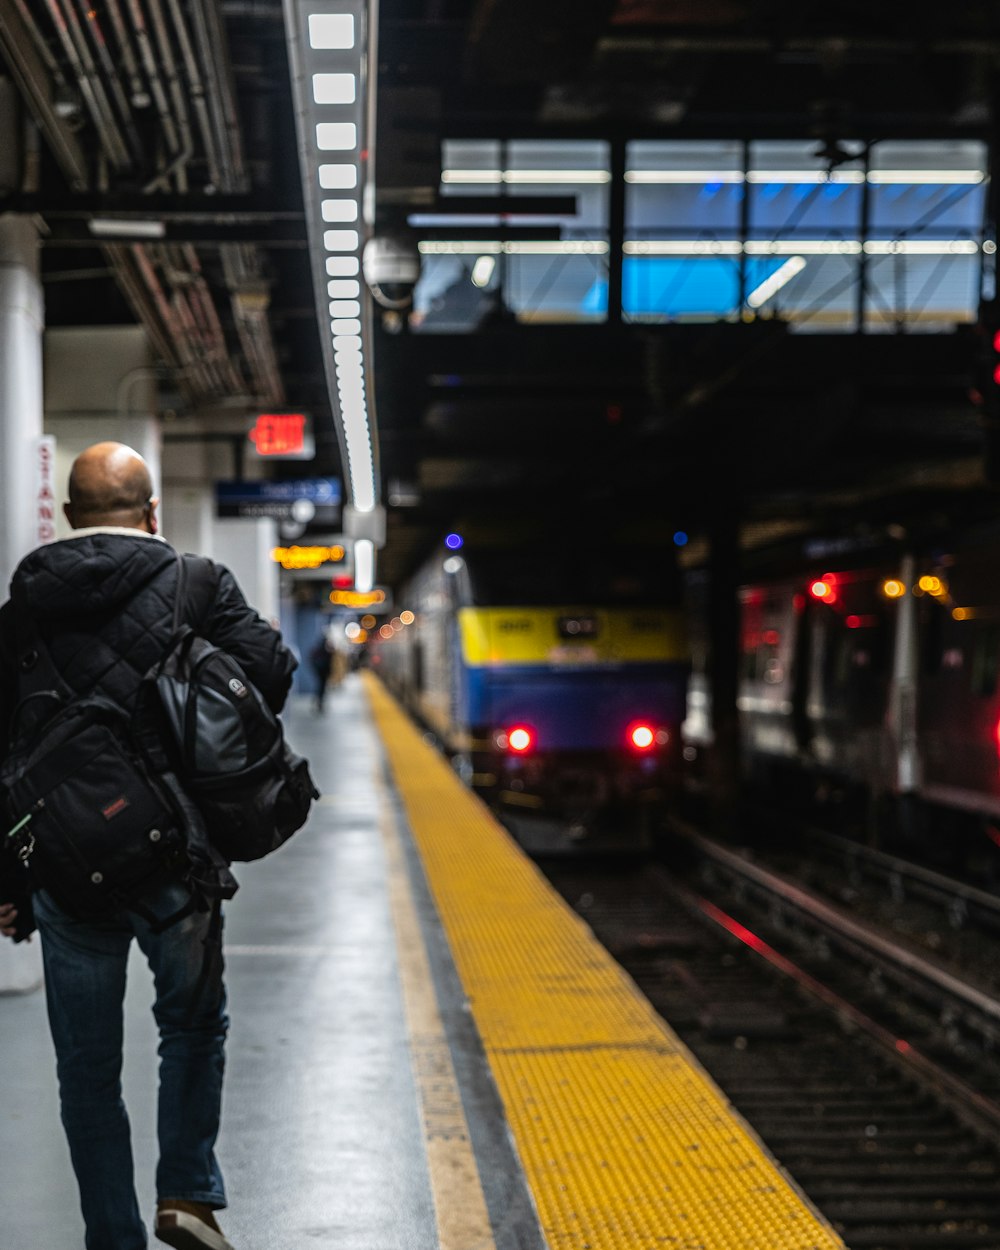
215, 478, 341, 524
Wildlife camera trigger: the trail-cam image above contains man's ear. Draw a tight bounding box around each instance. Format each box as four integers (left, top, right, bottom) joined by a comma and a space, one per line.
147, 497, 160, 536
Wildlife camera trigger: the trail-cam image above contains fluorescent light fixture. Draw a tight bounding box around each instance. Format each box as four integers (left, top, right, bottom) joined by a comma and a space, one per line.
441, 166, 984, 188
745, 170, 865, 184
863, 239, 979, 255
623, 240, 743, 255
308, 13, 354, 47
321, 199, 359, 221
316, 121, 357, 150
471, 255, 495, 287
326, 255, 360, 275
418, 239, 609, 255
319, 163, 357, 188
622, 238, 978, 256
284, 0, 380, 572
88, 218, 166, 239
354, 538, 374, 592
743, 240, 862, 255
312, 72, 356, 103
868, 169, 984, 184
614, 168, 983, 187
626, 170, 746, 184
746, 256, 807, 308
441, 168, 611, 184
324, 229, 359, 251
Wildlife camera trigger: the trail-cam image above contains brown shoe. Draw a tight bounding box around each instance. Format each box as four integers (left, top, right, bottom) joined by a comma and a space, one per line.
155, 1199, 235, 1250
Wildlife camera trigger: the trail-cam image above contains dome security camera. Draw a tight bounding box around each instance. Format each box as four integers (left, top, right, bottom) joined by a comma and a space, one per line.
362, 232, 421, 310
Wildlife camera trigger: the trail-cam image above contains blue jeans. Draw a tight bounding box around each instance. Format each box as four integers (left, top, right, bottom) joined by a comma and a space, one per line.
34, 885, 229, 1250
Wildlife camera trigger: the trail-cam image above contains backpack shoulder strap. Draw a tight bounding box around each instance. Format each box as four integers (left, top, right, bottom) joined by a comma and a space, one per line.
172, 552, 220, 635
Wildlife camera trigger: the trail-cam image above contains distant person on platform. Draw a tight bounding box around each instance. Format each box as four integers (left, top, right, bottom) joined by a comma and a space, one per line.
0, 441, 297, 1250
309, 632, 334, 712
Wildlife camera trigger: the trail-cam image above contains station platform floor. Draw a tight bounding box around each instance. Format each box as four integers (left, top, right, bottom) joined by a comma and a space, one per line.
1, 671, 846, 1250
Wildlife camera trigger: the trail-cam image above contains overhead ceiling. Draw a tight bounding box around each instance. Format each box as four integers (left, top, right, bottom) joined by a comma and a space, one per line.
2, 0, 999, 590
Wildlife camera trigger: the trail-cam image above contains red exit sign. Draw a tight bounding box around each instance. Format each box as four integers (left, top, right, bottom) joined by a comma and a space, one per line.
248, 413, 314, 459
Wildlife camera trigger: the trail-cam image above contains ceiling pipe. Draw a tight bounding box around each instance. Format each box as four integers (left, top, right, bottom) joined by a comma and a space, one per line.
2, 0, 89, 188
123, 0, 183, 179
188, 0, 246, 192
180, 243, 246, 393
99, 0, 148, 109
11, 0, 69, 87
184, 0, 285, 402
142, 0, 194, 191
68, 0, 145, 168
163, 0, 224, 190
42, 0, 131, 169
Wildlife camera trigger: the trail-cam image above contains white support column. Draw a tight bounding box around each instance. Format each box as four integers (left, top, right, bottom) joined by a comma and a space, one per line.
213, 516, 281, 624
0, 215, 44, 592
0, 214, 44, 993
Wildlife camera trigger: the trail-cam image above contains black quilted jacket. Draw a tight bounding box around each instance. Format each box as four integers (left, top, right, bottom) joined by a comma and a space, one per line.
0, 531, 298, 927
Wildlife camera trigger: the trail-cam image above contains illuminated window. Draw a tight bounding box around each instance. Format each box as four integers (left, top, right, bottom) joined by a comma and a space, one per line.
413, 139, 610, 330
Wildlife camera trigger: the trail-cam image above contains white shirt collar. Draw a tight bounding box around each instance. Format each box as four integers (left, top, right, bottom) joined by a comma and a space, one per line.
62, 526, 166, 542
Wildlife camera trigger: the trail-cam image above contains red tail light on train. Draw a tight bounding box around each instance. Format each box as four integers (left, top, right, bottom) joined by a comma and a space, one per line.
496, 726, 535, 753
626, 722, 669, 752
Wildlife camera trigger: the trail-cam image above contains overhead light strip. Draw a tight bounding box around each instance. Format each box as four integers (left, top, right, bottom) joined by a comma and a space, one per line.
419, 238, 981, 257
283, 0, 379, 553
442, 167, 986, 187
622, 239, 981, 256
418, 240, 610, 255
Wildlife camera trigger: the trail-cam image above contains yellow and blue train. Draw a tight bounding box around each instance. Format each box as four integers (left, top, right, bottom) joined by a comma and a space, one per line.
369, 540, 691, 840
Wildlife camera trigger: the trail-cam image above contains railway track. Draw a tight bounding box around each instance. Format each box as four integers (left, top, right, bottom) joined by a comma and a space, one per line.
540, 831, 1000, 1249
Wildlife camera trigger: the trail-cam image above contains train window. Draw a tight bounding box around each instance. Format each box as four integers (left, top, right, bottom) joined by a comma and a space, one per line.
466, 544, 681, 606
970, 626, 1000, 697
742, 631, 781, 683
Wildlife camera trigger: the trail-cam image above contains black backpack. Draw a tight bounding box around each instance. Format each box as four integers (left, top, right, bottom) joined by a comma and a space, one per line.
0, 609, 234, 930
135, 553, 319, 864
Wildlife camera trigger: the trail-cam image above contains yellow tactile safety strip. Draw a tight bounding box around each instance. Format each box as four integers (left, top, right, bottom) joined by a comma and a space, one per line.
363, 673, 846, 1250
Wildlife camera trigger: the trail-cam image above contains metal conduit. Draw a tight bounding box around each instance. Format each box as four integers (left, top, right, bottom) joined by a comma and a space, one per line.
43, 0, 131, 169
100, 0, 148, 108
163, 0, 223, 190
68, 0, 145, 167
20, 0, 283, 407
188, 0, 247, 191
11, 0, 69, 86
143, 0, 193, 191
124, 0, 181, 172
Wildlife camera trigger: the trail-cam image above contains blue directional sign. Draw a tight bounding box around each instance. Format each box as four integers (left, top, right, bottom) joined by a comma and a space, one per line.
215, 478, 341, 522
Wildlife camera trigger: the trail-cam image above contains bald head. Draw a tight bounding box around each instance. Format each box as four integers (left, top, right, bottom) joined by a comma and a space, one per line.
64, 442, 158, 533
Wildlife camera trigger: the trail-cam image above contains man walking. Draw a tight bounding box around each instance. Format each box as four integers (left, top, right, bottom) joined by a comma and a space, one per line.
0, 442, 296, 1250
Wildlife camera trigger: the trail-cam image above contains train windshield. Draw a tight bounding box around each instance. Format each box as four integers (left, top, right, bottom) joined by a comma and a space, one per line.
465, 545, 681, 607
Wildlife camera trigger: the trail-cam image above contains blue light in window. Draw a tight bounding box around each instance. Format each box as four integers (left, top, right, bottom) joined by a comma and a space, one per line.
444, 532, 463, 550
623, 257, 740, 317
673, 530, 689, 547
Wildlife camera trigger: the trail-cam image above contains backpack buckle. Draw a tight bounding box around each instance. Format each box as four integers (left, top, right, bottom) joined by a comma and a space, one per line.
18, 649, 38, 673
